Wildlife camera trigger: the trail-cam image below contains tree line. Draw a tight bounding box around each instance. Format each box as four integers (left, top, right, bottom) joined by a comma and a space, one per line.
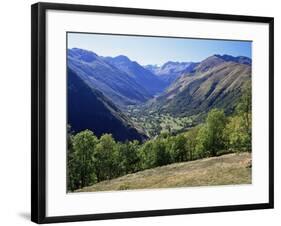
67, 83, 251, 191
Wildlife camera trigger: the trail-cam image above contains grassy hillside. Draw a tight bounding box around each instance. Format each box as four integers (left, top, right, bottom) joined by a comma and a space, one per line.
76, 152, 251, 192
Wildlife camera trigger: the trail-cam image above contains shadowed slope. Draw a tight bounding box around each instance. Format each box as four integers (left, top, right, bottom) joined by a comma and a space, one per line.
68, 67, 147, 142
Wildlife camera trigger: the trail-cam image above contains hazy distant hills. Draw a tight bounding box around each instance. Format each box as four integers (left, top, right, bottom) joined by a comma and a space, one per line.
145, 61, 198, 84
68, 67, 147, 142
67, 48, 251, 141
150, 54, 251, 116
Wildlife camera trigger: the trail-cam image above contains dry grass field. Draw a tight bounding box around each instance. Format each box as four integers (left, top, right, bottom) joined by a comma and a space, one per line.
76, 152, 251, 192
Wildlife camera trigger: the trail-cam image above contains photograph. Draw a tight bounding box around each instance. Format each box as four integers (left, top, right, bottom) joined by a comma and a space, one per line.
66, 32, 252, 193
30, 2, 274, 223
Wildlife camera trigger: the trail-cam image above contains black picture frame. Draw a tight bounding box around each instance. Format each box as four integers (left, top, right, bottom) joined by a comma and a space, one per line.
31, 2, 274, 224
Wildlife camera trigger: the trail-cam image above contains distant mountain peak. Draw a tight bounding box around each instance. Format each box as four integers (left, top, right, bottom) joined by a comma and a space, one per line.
144, 64, 160, 69
69, 48, 98, 56
195, 54, 251, 73
161, 61, 193, 68
213, 54, 252, 65
113, 55, 131, 62
145, 61, 198, 84
214, 54, 232, 59
68, 48, 99, 62
162, 61, 176, 66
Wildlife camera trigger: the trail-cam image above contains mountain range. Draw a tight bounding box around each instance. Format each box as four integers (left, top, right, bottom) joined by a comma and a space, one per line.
67, 48, 251, 141
68, 48, 166, 108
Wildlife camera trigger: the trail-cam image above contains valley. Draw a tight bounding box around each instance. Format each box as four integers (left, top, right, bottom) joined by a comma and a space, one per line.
66, 45, 252, 192
67, 48, 252, 141
126, 104, 196, 138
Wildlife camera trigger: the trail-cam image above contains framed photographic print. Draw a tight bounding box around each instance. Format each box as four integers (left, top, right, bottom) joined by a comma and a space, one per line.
31, 2, 274, 224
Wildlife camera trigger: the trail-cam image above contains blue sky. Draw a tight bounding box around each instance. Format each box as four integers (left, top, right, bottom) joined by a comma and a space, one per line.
68, 32, 252, 66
